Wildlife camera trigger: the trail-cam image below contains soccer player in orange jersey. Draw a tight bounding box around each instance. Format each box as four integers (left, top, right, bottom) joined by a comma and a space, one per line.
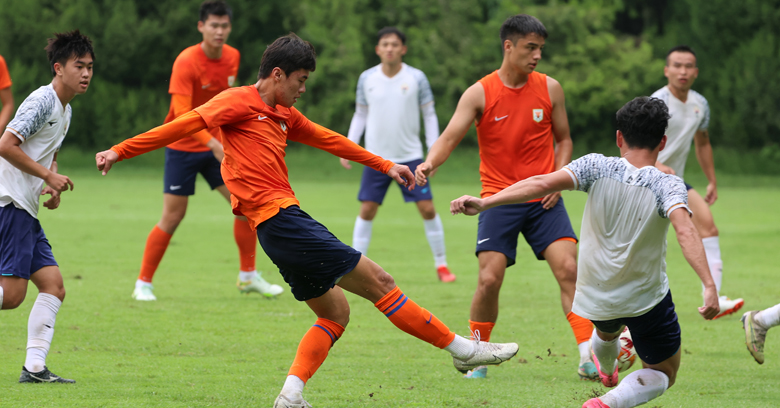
416, 14, 597, 380
131, 0, 282, 301
96, 33, 520, 408
0, 54, 13, 131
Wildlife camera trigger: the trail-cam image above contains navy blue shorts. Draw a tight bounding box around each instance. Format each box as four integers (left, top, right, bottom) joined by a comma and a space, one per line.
256, 206, 362, 301
163, 148, 224, 196
0, 205, 57, 279
591, 290, 681, 365
476, 198, 577, 266
358, 159, 432, 204
684, 182, 693, 191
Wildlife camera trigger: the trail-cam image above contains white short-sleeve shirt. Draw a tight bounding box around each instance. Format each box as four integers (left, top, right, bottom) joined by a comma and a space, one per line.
652, 86, 710, 179
355, 63, 434, 163
1, 84, 71, 218
563, 154, 690, 321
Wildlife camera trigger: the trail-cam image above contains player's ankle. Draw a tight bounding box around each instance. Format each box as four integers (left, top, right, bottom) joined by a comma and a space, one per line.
445, 334, 475, 360
135, 279, 152, 289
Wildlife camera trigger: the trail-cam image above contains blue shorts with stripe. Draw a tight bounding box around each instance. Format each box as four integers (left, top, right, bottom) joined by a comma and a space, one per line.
0, 205, 57, 279
256, 206, 362, 301
163, 148, 224, 196
591, 290, 681, 365
358, 159, 432, 204
476, 198, 577, 266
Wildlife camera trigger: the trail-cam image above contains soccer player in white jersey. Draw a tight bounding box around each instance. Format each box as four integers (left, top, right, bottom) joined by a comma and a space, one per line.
339, 27, 455, 282
742, 304, 780, 364
651, 45, 743, 318
0, 30, 94, 384
449, 97, 720, 408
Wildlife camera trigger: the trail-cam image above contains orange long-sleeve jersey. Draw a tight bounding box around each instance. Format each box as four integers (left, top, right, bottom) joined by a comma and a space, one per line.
111, 85, 395, 228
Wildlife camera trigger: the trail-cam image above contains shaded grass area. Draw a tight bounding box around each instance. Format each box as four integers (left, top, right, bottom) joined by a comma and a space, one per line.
0, 145, 778, 406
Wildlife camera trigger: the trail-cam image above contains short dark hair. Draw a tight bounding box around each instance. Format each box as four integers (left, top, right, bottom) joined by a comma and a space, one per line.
666, 45, 697, 65
615, 97, 671, 150
45, 30, 95, 77
257, 33, 317, 80
500, 14, 547, 44
377, 27, 406, 45
200, 0, 232, 22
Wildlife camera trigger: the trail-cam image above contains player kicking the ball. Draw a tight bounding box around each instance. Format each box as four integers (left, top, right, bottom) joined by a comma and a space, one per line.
0, 30, 94, 384
96, 33, 519, 408
450, 97, 719, 408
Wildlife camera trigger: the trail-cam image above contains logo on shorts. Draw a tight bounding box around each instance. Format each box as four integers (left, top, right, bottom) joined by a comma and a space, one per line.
532, 109, 544, 123
280, 121, 287, 132
421, 187, 429, 194
170, 185, 182, 191
228, 76, 235, 86
477, 238, 490, 244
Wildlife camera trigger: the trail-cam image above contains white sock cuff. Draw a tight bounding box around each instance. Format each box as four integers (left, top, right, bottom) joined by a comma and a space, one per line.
701, 236, 721, 261
756, 304, 780, 328
355, 216, 373, 231
444, 334, 475, 360
36, 292, 62, 310
423, 214, 443, 230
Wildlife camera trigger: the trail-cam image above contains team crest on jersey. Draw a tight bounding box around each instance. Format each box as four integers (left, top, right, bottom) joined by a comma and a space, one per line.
532, 109, 544, 123
401, 84, 409, 94
228, 76, 235, 86
280, 121, 287, 132
694, 106, 700, 116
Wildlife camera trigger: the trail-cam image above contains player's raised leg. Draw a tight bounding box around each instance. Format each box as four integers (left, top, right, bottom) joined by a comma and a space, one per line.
742, 303, 780, 364
688, 188, 743, 318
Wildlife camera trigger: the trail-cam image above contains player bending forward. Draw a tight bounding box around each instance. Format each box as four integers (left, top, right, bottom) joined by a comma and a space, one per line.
96, 33, 518, 408
0, 30, 94, 384
450, 97, 719, 408
742, 304, 780, 364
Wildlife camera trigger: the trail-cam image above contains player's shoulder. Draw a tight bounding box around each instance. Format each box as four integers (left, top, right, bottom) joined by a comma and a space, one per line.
650, 86, 671, 103
359, 64, 382, 80
0, 54, 7, 68
688, 89, 709, 107
21, 85, 58, 111
403, 63, 428, 79
222, 44, 240, 61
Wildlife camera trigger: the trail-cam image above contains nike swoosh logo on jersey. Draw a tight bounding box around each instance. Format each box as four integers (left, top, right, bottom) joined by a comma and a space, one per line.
170, 185, 182, 191
258, 116, 267, 121
494, 115, 508, 121
202, 84, 211, 89
48, 121, 57, 126
477, 238, 490, 244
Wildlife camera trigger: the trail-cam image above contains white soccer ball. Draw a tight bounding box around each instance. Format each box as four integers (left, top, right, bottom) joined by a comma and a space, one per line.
617, 326, 637, 372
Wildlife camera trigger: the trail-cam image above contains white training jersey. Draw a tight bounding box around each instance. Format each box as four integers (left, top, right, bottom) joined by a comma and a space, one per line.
355, 63, 435, 163
1, 84, 71, 218
564, 154, 691, 321
651, 86, 710, 179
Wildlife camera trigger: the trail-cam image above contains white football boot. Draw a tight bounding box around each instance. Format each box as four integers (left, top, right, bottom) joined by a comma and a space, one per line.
132, 284, 157, 301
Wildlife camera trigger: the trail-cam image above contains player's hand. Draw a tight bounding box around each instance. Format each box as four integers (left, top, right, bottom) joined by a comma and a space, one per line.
698, 286, 720, 320
96, 149, 119, 175
388, 164, 415, 191
656, 162, 675, 175
705, 182, 718, 205
206, 138, 225, 163
450, 195, 485, 216
541, 191, 561, 210
43, 171, 73, 192
339, 158, 352, 170
41, 186, 61, 210
415, 161, 435, 186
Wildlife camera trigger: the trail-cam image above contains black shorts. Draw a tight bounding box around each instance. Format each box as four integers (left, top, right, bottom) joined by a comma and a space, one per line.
163, 148, 224, 196
591, 290, 681, 365
256, 206, 362, 301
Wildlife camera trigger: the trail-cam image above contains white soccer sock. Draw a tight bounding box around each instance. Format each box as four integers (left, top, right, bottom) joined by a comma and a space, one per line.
0, 286, 4, 309
239, 270, 258, 282
423, 214, 447, 267
444, 334, 476, 360
25, 293, 62, 373
280, 375, 305, 398
135, 279, 152, 289
701, 236, 723, 294
591, 329, 619, 375
352, 216, 372, 254
755, 304, 780, 328
578, 340, 592, 365
600, 368, 669, 408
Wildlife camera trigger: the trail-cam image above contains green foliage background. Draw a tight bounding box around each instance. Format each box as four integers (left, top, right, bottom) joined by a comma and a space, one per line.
0, 0, 777, 155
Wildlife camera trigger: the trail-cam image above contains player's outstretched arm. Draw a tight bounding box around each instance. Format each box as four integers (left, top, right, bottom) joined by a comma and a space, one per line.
669, 207, 719, 319
694, 129, 717, 204
451, 170, 574, 216
542, 77, 573, 209
95, 110, 209, 175
340, 104, 368, 170
0, 131, 73, 192
416, 83, 484, 186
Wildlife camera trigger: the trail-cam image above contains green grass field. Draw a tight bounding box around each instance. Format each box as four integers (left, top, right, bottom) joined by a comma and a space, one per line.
1, 146, 779, 407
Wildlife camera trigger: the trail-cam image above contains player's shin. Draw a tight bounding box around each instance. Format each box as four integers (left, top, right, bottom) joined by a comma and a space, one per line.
423, 214, 447, 267
600, 369, 669, 408
234, 217, 257, 272
568, 312, 595, 362
25, 293, 61, 373
374, 286, 456, 349
352, 216, 372, 254
287, 318, 345, 388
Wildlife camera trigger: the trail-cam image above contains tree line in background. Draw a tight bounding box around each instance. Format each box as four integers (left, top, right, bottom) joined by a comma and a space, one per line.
0, 0, 777, 157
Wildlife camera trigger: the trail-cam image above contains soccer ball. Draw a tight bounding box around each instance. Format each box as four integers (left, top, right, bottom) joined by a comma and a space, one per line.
617, 326, 637, 372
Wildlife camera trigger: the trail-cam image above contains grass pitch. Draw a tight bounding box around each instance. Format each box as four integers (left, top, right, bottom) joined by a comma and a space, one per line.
1, 146, 778, 407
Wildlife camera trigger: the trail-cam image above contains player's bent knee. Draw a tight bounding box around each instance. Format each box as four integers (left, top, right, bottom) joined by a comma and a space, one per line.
2, 292, 26, 310
375, 270, 396, 291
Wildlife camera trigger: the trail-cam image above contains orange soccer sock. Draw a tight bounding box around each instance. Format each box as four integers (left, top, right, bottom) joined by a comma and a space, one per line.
469, 320, 496, 342
137, 225, 173, 283
567, 311, 594, 345
374, 286, 455, 349
234, 217, 257, 272
288, 318, 345, 383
